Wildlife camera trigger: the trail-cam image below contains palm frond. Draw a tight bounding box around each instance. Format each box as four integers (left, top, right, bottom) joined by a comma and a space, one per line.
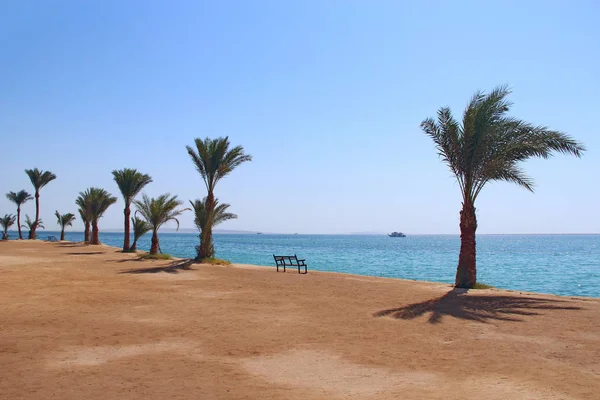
133, 193, 187, 231
131, 216, 151, 241
112, 168, 153, 203
6, 190, 33, 207
25, 168, 57, 191
55, 211, 76, 228
1, 214, 17, 234
21, 214, 44, 230
186, 137, 252, 193
77, 188, 117, 223
190, 196, 237, 231
421, 85, 585, 203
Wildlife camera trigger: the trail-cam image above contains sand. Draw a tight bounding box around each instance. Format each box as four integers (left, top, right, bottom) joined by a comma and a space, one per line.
1, 240, 599, 399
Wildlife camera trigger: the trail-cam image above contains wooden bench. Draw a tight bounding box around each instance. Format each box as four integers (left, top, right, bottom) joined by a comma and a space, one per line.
46, 236, 58, 242
273, 254, 307, 274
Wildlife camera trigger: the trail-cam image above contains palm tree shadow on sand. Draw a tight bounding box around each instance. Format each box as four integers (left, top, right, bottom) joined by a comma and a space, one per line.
374, 288, 583, 324
119, 259, 195, 274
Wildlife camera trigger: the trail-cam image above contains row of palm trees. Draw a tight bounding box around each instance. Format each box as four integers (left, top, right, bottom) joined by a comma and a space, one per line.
4, 169, 57, 240
2, 86, 587, 288
2, 137, 252, 261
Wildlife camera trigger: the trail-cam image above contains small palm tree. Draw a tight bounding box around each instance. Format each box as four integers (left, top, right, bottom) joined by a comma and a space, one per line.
5, 190, 33, 239
76, 190, 93, 243
130, 216, 151, 251
112, 168, 153, 251
190, 197, 237, 260
55, 211, 76, 241
87, 188, 117, 245
25, 168, 57, 239
133, 193, 187, 255
21, 214, 44, 239
1, 214, 16, 240
421, 85, 585, 288
186, 137, 251, 258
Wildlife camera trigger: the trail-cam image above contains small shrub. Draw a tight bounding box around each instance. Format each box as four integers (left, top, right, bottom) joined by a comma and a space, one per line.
473, 282, 494, 289
196, 257, 231, 265
141, 253, 173, 260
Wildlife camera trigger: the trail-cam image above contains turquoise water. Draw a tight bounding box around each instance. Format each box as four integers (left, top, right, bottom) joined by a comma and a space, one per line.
6, 231, 600, 298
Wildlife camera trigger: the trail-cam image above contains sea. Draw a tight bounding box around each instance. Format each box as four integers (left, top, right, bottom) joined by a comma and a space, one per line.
6, 231, 600, 298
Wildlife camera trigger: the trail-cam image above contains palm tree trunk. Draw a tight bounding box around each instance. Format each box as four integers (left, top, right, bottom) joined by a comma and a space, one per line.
131, 240, 137, 251
123, 204, 131, 251
456, 202, 477, 288
84, 221, 90, 243
30, 191, 40, 239
60, 227, 65, 241
91, 220, 99, 245
198, 227, 214, 259
198, 193, 215, 259
150, 230, 159, 254
17, 207, 22, 240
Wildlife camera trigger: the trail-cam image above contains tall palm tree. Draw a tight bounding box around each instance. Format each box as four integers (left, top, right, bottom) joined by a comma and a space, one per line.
1, 214, 16, 240
5, 190, 33, 239
190, 197, 237, 260
421, 85, 585, 288
76, 190, 93, 243
112, 168, 153, 251
130, 216, 151, 251
133, 193, 187, 255
55, 211, 76, 241
25, 168, 57, 239
186, 137, 251, 258
87, 188, 117, 245
21, 215, 44, 239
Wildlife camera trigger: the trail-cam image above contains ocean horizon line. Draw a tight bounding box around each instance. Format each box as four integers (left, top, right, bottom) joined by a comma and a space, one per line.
9, 230, 600, 236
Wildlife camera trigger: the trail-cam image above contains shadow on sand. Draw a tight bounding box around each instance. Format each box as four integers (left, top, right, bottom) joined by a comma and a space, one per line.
67, 252, 105, 255
57, 242, 88, 248
119, 259, 195, 274
374, 288, 583, 324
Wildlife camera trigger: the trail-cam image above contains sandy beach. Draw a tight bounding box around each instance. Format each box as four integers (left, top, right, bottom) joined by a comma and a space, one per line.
1, 240, 599, 399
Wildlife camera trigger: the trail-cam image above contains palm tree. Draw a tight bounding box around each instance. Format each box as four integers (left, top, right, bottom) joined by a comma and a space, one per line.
133, 193, 187, 255
76, 190, 93, 243
55, 211, 76, 241
112, 168, 153, 251
186, 137, 251, 258
25, 168, 57, 239
21, 214, 44, 239
421, 85, 585, 288
5, 190, 33, 239
1, 214, 16, 240
130, 216, 151, 251
190, 197, 237, 260
87, 188, 117, 245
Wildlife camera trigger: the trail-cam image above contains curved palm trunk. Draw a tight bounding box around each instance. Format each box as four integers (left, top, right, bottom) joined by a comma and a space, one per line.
84, 221, 90, 243
123, 204, 131, 251
130, 240, 137, 251
456, 202, 477, 288
60, 226, 65, 241
29, 192, 40, 239
17, 207, 22, 240
91, 220, 100, 245
197, 193, 215, 259
150, 230, 159, 255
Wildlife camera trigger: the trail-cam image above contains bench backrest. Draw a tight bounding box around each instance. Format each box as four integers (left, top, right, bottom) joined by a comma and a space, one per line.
273, 254, 298, 266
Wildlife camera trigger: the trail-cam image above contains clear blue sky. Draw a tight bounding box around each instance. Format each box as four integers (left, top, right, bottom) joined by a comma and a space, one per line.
1, 1, 598, 234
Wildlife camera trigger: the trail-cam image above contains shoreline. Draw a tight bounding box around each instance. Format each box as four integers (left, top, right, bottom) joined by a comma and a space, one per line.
6, 239, 597, 301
